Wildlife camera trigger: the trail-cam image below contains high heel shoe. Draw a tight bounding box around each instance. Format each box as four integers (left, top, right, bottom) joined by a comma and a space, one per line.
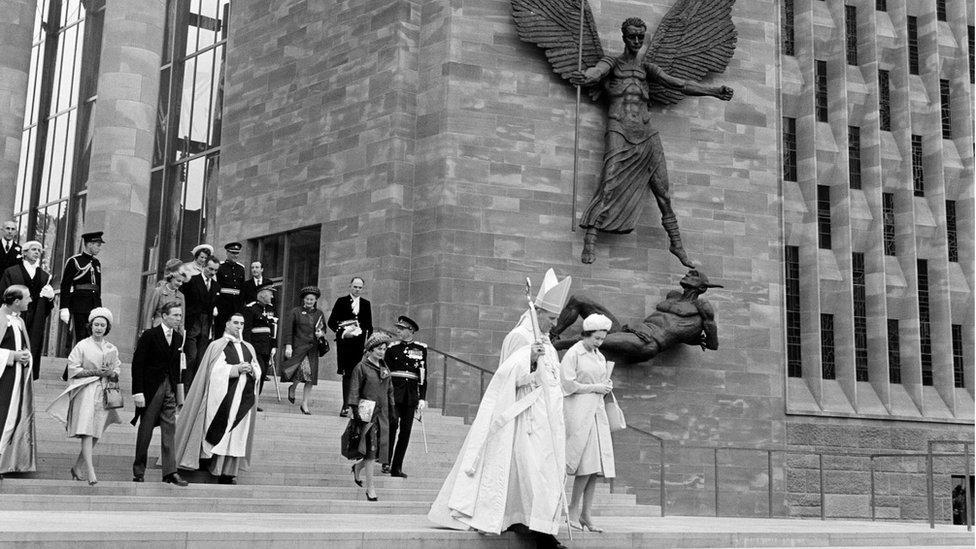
300, 405, 311, 415
287, 386, 296, 404
88, 477, 98, 486
351, 464, 363, 487
365, 489, 378, 502
577, 519, 603, 533
69, 468, 82, 481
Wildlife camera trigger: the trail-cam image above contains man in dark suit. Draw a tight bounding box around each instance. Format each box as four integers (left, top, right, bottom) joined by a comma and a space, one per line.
241, 261, 271, 305
214, 242, 246, 337
327, 276, 372, 416
131, 302, 188, 486
0, 221, 21, 274
0, 241, 55, 379
182, 256, 220, 387
59, 231, 104, 347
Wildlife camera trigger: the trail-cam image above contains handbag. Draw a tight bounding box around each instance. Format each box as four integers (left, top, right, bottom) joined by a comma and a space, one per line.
605, 391, 626, 432
357, 398, 376, 423
102, 380, 124, 410
316, 335, 330, 357
340, 417, 365, 460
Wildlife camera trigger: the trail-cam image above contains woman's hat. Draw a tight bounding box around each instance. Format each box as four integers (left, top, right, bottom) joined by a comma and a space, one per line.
582, 313, 613, 332
88, 307, 114, 324
191, 244, 214, 257
364, 332, 394, 353
299, 286, 321, 299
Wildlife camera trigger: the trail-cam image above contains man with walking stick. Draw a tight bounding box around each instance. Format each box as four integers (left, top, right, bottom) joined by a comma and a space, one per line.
428, 268, 572, 549
243, 285, 279, 410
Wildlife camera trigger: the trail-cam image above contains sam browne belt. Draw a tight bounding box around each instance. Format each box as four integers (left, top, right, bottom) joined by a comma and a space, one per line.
219, 288, 241, 295
390, 371, 420, 381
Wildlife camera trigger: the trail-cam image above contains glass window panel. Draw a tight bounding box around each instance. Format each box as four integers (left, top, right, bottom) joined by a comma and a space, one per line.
56, 24, 80, 112
47, 113, 70, 203
49, 29, 67, 115
29, 41, 47, 124
191, 48, 215, 145
32, 0, 45, 43
60, 110, 77, 198
209, 44, 224, 145
154, 67, 172, 167
178, 56, 196, 156
25, 45, 41, 126
144, 170, 165, 272
37, 116, 57, 206
195, 0, 219, 50
15, 127, 34, 214
69, 19, 85, 106
186, 0, 201, 57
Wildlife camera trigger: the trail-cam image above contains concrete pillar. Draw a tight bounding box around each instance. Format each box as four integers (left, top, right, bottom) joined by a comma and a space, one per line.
84, 0, 166, 355
0, 0, 37, 221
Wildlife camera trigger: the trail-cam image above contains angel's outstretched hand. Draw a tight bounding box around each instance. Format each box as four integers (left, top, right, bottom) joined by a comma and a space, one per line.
569, 70, 588, 86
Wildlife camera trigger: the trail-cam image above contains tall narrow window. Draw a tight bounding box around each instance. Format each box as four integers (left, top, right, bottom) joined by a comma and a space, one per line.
907, 16, 919, 75
815, 60, 828, 122
952, 325, 965, 388
876, 0, 886, 11
783, 117, 797, 181
946, 200, 958, 262
936, 0, 947, 22
845, 6, 858, 65
783, 0, 795, 56
818, 185, 831, 249
883, 193, 896, 256
918, 259, 932, 386
853, 253, 868, 381
888, 319, 901, 384
878, 70, 891, 131
969, 26, 974, 84
786, 246, 802, 377
940, 80, 951, 138
821, 314, 836, 380
848, 126, 861, 189
141, 0, 231, 327
911, 135, 924, 196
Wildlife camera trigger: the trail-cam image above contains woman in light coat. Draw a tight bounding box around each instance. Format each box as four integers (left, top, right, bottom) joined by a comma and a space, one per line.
560, 313, 615, 532
47, 307, 122, 485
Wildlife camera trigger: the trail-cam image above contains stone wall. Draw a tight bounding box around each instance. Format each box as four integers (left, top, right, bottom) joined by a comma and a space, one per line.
786, 418, 973, 521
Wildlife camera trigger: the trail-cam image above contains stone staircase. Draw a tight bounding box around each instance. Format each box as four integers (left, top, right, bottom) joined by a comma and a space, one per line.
0, 358, 971, 548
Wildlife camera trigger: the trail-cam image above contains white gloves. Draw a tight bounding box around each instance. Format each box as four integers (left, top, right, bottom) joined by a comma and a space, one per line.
40, 284, 55, 299
418, 399, 427, 411
59, 308, 70, 323
133, 393, 146, 408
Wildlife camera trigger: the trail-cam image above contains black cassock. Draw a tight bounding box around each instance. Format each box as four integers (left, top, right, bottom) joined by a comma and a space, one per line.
0, 263, 54, 380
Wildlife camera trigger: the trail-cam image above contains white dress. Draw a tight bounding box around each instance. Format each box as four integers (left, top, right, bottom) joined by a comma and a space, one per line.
560, 341, 615, 478
48, 338, 122, 439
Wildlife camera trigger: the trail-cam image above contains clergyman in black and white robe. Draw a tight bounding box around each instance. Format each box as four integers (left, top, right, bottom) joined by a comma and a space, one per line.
0, 285, 36, 474
174, 313, 259, 483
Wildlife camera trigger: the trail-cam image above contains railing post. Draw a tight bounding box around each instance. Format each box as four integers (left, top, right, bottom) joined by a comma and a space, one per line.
927, 451, 935, 529
819, 453, 825, 521
767, 450, 773, 518
714, 448, 720, 517
869, 457, 875, 522
660, 442, 666, 517
441, 355, 448, 413
965, 442, 971, 533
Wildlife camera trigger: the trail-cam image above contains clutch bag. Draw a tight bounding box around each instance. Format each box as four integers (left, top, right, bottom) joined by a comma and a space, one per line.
357, 398, 376, 423
605, 391, 626, 432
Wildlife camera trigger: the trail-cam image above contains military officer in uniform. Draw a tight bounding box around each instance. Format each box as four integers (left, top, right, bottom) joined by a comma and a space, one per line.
382, 315, 428, 477
59, 231, 104, 347
243, 285, 278, 410
214, 242, 246, 336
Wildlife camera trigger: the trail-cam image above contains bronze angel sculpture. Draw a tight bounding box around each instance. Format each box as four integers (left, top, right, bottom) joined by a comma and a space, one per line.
511, 0, 737, 267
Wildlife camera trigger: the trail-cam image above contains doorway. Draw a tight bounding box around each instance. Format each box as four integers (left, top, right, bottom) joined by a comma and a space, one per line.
249, 225, 321, 333
951, 475, 974, 525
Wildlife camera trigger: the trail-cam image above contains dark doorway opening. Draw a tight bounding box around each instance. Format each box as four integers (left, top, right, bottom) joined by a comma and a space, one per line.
951, 475, 974, 525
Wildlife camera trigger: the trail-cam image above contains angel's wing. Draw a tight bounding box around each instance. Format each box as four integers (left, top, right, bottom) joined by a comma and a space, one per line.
511, 0, 604, 93
643, 0, 737, 105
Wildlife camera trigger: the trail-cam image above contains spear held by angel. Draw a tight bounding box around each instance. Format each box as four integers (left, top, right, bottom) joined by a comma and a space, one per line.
511, 0, 737, 267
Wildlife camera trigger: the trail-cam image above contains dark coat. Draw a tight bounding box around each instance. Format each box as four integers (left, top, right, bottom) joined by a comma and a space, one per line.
279, 305, 325, 385
182, 273, 219, 318
0, 263, 54, 379
131, 325, 183, 425
241, 277, 271, 305
59, 252, 101, 314
327, 295, 373, 375
0, 240, 21, 274
243, 300, 277, 356
348, 357, 394, 460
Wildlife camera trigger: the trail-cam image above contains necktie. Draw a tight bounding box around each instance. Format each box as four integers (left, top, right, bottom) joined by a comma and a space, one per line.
351, 297, 359, 316
164, 328, 172, 346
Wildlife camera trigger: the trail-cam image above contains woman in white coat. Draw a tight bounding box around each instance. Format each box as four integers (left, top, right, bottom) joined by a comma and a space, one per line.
47, 307, 122, 485
560, 313, 615, 532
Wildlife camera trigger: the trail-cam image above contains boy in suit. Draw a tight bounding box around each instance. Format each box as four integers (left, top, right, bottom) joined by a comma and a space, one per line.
131, 301, 188, 486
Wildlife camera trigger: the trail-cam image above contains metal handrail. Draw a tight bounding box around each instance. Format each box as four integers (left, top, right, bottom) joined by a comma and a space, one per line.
618, 426, 974, 525
426, 346, 493, 419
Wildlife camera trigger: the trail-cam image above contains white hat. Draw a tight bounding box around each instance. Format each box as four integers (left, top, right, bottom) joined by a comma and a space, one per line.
582, 313, 612, 332
534, 268, 572, 314
191, 244, 214, 257
87, 307, 114, 324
